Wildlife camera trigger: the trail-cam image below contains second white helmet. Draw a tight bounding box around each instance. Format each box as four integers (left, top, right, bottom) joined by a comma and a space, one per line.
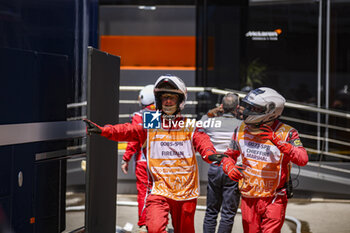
139, 84, 155, 106
241, 87, 285, 125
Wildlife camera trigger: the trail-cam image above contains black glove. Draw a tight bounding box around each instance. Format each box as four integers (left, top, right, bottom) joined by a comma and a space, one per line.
208, 153, 228, 165
83, 119, 102, 135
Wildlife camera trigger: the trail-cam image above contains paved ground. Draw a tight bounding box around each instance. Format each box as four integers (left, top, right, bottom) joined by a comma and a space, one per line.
64, 194, 350, 233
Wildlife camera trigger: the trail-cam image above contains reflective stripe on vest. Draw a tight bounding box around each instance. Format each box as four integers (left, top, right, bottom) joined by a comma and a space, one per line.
147, 121, 199, 200
237, 122, 293, 197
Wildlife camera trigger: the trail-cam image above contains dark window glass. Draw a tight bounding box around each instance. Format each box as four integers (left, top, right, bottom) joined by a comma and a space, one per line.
245, 2, 319, 105
328, 1, 350, 159
244, 2, 320, 154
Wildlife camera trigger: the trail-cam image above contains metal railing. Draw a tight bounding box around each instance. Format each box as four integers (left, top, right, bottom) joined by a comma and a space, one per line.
67, 86, 350, 172
116, 86, 350, 175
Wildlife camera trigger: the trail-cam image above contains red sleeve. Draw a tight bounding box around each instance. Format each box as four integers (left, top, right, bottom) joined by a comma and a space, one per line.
122, 113, 143, 162
192, 128, 216, 163
101, 122, 147, 145
286, 129, 309, 166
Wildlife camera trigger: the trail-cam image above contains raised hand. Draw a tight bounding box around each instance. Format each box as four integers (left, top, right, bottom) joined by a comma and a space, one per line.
257, 124, 277, 141
207, 106, 224, 117
257, 124, 293, 154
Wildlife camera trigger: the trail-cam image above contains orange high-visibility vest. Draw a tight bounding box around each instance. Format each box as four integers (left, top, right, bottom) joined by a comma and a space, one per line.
237, 122, 293, 198
147, 121, 199, 201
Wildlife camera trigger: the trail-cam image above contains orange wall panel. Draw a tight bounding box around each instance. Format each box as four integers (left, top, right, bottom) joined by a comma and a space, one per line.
100, 36, 196, 67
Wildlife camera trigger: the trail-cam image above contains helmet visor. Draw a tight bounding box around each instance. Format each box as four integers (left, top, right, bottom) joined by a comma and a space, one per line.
240, 99, 267, 116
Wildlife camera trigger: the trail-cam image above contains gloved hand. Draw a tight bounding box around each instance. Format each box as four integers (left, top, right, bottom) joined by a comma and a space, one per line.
83, 119, 102, 135
258, 124, 293, 154
222, 157, 244, 181
208, 153, 228, 165
225, 148, 241, 159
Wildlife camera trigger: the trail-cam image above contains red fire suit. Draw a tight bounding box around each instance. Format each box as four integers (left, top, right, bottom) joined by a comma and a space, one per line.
225, 120, 308, 233
101, 116, 216, 233
122, 106, 154, 227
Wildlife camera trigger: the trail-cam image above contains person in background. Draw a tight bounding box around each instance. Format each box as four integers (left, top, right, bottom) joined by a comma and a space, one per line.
84, 75, 220, 233
202, 93, 242, 233
121, 84, 155, 233
221, 87, 308, 233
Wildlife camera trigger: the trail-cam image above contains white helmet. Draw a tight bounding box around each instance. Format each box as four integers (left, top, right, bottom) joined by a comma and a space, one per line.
139, 84, 155, 106
241, 87, 285, 125
154, 75, 187, 114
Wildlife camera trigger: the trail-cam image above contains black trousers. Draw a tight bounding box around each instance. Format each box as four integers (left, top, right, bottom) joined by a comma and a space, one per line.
203, 164, 241, 233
